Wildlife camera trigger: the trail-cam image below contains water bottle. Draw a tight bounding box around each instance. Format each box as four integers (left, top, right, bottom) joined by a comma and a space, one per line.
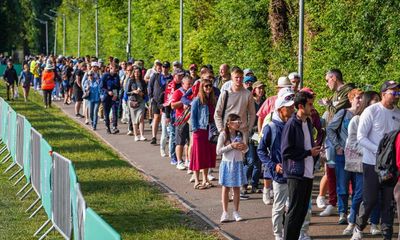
233, 132, 242, 143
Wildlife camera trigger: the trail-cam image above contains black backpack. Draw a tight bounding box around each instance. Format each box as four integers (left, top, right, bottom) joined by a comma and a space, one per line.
375, 129, 400, 186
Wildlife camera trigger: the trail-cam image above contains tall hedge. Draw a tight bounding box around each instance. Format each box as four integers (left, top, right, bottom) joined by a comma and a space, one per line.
51, 0, 400, 97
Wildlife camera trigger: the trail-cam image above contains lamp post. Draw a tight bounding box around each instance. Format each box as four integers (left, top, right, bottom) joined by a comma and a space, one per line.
44, 13, 57, 56
298, 0, 304, 89
95, 0, 99, 58
67, 4, 81, 57
50, 10, 66, 56
127, 0, 131, 61
35, 18, 48, 56
179, 0, 183, 65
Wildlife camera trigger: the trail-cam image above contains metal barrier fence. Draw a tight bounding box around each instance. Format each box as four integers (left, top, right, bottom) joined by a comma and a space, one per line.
1, 101, 121, 240
31, 128, 42, 197
52, 152, 72, 239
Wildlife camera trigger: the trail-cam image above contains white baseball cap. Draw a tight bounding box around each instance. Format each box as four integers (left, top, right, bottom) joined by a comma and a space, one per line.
275, 88, 295, 109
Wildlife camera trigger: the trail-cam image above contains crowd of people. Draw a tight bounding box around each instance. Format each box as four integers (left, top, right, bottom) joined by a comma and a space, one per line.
2, 54, 400, 240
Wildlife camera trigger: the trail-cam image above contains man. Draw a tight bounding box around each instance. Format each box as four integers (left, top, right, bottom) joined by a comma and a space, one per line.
281, 91, 321, 240
214, 63, 231, 89
162, 69, 185, 161
147, 61, 172, 144
189, 64, 200, 81
73, 62, 87, 118
2, 60, 18, 101
144, 60, 162, 83
172, 61, 182, 71
258, 89, 295, 240
214, 67, 256, 142
171, 76, 193, 170
319, 69, 354, 217
243, 75, 256, 91
288, 72, 300, 92
100, 64, 121, 134
351, 81, 400, 240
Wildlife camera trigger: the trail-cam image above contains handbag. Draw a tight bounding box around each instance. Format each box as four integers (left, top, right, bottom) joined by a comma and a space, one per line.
82, 90, 90, 100
129, 96, 139, 108
344, 146, 363, 173
208, 122, 219, 144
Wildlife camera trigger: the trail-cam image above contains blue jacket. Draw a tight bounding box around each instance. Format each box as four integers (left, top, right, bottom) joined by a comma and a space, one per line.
191, 97, 210, 131
281, 113, 317, 179
86, 80, 101, 103
100, 72, 120, 102
257, 115, 286, 184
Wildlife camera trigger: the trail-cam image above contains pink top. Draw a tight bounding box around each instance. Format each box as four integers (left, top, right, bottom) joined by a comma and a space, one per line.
256, 95, 277, 122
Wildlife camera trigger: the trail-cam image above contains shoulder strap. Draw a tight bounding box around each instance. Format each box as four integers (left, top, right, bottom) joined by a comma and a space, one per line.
336, 109, 347, 136
268, 122, 277, 153
221, 90, 229, 121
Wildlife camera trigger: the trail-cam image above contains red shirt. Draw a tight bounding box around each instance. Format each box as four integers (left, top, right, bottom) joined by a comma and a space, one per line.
171, 88, 185, 118
256, 95, 277, 122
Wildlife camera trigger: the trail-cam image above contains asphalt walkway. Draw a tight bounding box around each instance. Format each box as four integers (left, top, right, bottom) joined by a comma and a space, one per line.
55, 101, 393, 240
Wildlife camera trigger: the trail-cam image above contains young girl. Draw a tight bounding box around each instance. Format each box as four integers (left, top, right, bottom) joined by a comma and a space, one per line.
217, 113, 248, 222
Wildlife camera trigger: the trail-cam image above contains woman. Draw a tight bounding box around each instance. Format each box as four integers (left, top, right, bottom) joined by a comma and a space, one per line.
342, 91, 381, 235
19, 63, 34, 102
327, 88, 363, 225
41, 62, 56, 108
190, 79, 217, 189
126, 65, 147, 141
84, 70, 101, 130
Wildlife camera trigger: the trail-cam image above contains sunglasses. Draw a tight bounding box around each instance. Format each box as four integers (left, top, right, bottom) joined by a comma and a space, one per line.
230, 120, 242, 124
204, 84, 212, 88
387, 91, 400, 96
88, 74, 93, 76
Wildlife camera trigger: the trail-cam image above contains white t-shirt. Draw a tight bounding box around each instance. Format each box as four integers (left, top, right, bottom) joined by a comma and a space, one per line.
302, 121, 314, 179
357, 102, 400, 165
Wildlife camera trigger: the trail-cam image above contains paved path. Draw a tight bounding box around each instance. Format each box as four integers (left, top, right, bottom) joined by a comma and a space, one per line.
55, 101, 394, 240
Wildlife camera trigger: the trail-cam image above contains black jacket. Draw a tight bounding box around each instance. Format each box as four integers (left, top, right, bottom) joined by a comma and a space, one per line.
3, 67, 18, 84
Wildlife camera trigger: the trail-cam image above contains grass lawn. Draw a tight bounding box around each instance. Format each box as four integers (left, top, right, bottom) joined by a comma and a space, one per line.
0, 83, 218, 240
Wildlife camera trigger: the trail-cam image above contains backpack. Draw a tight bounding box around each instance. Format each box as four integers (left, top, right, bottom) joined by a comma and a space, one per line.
375, 129, 400, 186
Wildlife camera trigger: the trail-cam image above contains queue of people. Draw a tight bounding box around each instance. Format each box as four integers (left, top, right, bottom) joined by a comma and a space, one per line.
3, 54, 400, 240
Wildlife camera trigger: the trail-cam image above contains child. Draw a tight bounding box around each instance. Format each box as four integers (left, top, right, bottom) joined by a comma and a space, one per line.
19, 63, 34, 102
217, 113, 248, 223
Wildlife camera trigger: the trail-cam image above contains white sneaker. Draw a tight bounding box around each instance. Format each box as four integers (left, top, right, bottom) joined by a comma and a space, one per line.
316, 195, 327, 209
298, 232, 312, 240
160, 149, 167, 157
220, 211, 229, 223
139, 136, 147, 141
184, 160, 190, 167
275, 236, 283, 240
370, 224, 381, 235
232, 211, 243, 222
134, 136, 139, 142
189, 174, 195, 183
187, 169, 193, 174
263, 188, 272, 205
351, 227, 363, 240
343, 223, 355, 235
319, 204, 335, 216
176, 161, 186, 170
208, 173, 216, 181
126, 130, 133, 136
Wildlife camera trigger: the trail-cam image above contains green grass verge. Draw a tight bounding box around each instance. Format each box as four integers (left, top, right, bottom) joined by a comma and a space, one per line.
0, 84, 217, 240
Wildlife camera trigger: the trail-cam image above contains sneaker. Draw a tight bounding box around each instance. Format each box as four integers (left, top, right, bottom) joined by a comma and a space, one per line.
127, 130, 133, 136
338, 213, 348, 225
176, 161, 186, 170
160, 149, 167, 157
316, 195, 327, 209
187, 169, 193, 174
170, 158, 178, 165
275, 236, 283, 240
75, 113, 81, 118
232, 211, 243, 222
184, 160, 190, 167
240, 193, 249, 200
150, 137, 156, 145
220, 211, 229, 223
106, 128, 111, 134
139, 136, 146, 141
134, 136, 139, 142
208, 173, 216, 181
370, 224, 381, 235
319, 204, 335, 217
351, 227, 363, 240
298, 232, 312, 240
112, 128, 119, 134
343, 223, 355, 235
263, 188, 272, 205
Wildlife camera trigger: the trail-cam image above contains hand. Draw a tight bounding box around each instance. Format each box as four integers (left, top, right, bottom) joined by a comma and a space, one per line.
310, 146, 321, 157
336, 147, 344, 155
165, 118, 171, 125
108, 91, 113, 96
112, 95, 117, 101
275, 163, 283, 174
231, 142, 242, 150
237, 143, 247, 151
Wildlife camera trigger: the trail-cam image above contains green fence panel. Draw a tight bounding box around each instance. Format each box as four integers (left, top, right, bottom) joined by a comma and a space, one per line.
70, 165, 79, 240
1, 102, 9, 142
0, 64, 22, 77
9, 109, 17, 161
84, 208, 121, 240
40, 138, 52, 219
23, 118, 31, 182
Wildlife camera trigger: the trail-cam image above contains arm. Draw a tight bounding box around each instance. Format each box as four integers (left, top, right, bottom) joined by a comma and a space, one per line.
181, 88, 193, 106
357, 108, 379, 154
147, 74, 155, 99
326, 109, 345, 150
247, 94, 256, 130
257, 126, 276, 170
346, 116, 363, 154
214, 91, 226, 132
216, 133, 234, 155
190, 98, 199, 132
171, 101, 183, 109
281, 121, 312, 162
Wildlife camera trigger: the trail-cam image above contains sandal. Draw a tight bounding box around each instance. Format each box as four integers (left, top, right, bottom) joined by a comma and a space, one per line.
194, 183, 207, 190
204, 182, 214, 188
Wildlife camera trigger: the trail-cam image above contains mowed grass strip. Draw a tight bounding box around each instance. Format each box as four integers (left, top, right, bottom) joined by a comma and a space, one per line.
0, 83, 217, 240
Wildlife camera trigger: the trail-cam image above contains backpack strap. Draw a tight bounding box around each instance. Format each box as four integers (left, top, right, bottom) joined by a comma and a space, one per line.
221, 90, 229, 122
267, 121, 277, 156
